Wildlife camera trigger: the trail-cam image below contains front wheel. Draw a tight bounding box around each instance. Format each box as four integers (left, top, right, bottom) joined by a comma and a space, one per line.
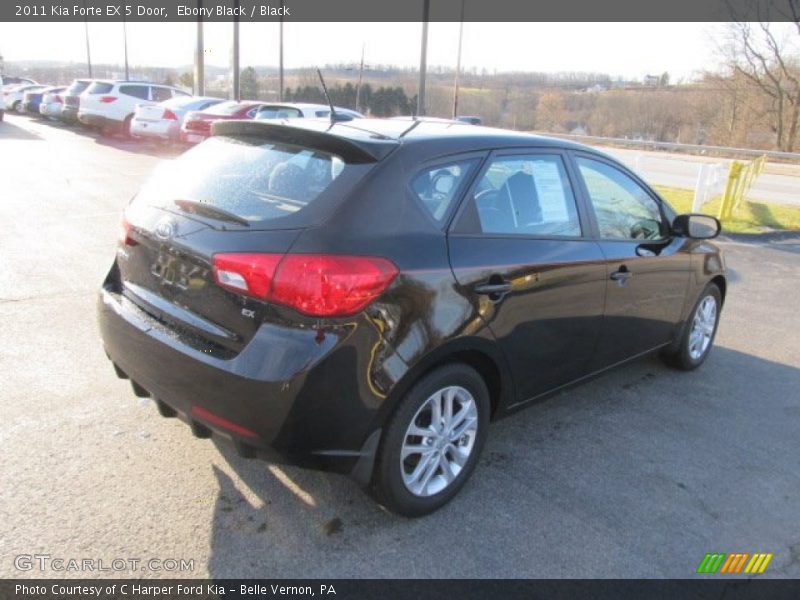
662, 283, 721, 370
121, 115, 134, 138
372, 363, 490, 517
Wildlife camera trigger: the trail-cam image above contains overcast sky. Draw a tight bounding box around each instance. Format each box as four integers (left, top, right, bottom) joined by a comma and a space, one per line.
0, 22, 774, 80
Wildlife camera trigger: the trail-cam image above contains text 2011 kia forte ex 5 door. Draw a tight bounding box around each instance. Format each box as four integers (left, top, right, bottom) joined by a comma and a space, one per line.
98, 118, 726, 516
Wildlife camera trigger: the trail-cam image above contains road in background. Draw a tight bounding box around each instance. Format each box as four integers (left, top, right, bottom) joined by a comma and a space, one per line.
1, 114, 799, 578
598, 146, 800, 207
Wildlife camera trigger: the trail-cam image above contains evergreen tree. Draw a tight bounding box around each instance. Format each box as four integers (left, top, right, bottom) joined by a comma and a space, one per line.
240, 66, 259, 100
178, 72, 194, 89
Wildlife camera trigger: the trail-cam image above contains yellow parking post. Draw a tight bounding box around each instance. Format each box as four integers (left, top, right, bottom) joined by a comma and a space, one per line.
719, 162, 742, 221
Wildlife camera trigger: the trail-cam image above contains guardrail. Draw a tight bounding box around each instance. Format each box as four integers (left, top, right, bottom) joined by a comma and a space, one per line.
531, 131, 800, 162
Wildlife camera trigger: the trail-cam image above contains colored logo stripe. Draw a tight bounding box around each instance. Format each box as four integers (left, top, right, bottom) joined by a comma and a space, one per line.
720, 553, 749, 573
697, 553, 726, 573
696, 553, 773, 574
744, 553, 773, 574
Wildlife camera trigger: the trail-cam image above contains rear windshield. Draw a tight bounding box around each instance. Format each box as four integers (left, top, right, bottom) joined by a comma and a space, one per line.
204, 101, 254, 116
133, 136, 348, 225
163, 96, 213, 110
86, 82, 113, 94
66, 80, 91, 95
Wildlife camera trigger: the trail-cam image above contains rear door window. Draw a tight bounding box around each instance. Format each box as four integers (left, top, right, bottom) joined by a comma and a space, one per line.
120, 85, 150, 100
454, 154, 582, 237
132, 136, 352, 227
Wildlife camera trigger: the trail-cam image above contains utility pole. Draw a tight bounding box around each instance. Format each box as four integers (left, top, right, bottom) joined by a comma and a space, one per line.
355, 43, 365, 113
279, 7, 284, 101
82, 0, 92, 77
122, 17, 129, 80
452, 0, 465, 118
194, 0, 204, 95
231, 0, 240, 101
417, 0, 430, 116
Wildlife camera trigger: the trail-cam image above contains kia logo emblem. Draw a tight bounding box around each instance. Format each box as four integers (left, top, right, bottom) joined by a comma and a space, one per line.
155, 219, 176, 240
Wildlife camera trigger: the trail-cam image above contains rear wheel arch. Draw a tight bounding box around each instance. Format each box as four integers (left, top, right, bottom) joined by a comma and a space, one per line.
381, 339, 512, 426
122, 113, 134, 137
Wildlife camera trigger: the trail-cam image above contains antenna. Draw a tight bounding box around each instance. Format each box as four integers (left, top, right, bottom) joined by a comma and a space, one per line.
316, 68, 337, 125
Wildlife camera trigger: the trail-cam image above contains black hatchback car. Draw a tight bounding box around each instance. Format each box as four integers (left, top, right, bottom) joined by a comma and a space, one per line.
98, 118, 725, 516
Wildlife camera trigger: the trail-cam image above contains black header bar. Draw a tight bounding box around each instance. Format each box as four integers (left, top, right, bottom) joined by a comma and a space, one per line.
3, 0, 799, 22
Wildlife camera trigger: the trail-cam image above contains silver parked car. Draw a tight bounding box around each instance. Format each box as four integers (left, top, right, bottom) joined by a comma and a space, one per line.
39, 87, 68, 119
130, 95, 224, 142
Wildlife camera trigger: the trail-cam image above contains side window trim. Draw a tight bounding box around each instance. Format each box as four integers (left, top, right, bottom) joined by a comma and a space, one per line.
569, 150, 670, 242
449, 148, 590, 240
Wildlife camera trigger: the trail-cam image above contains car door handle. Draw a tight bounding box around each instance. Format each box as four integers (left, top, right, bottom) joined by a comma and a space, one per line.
474, 282, 513, 295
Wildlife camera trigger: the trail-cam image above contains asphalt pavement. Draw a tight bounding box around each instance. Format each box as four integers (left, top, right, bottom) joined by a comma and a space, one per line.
1, 114, 799, 579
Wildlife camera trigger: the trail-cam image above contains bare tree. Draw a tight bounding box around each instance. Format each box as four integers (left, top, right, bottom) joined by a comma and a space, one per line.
724, 0, 800, 151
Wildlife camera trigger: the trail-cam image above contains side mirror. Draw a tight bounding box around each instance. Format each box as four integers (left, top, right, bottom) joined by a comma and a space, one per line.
672, 214, 721, 240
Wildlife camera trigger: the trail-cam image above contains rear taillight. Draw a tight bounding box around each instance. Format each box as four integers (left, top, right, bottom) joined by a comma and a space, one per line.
119, 217, 137, 246
273, 255, 399, 317
212, 253, 398, 317
163, 109, 178, 121
54, 95, 63, 104
213, 254, 283, 299
99, 96, 117, 103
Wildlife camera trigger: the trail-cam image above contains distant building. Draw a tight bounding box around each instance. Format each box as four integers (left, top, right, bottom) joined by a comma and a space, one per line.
643, 74, 660, 87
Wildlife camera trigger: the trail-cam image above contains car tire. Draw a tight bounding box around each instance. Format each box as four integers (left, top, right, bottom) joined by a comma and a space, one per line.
372, 363, 490, 517
662, 283, 721, 371
12, 101, 22, 113
122, 115, 134, 139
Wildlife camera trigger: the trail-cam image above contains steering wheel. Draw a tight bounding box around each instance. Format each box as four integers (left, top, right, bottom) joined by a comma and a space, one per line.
630, 218, 662, 240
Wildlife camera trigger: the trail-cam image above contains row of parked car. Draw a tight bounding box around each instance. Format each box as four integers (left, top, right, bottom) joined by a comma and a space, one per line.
0, 75, 367, 144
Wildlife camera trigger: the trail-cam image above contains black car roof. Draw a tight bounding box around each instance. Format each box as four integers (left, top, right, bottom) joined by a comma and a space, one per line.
212, 117, 597, 162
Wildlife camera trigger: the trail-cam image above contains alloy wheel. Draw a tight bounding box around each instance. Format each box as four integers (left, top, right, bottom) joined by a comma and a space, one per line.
400, 385, 479, 497
688, 295, 717, 360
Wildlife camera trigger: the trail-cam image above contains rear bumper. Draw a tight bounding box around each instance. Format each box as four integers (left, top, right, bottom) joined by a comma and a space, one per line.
79, 111, 119, 129
39, 103, 61, 117
61, 104, 79, 121
179, 129, 211, 144
131, 119, 178, 141
97, 270, 394, 480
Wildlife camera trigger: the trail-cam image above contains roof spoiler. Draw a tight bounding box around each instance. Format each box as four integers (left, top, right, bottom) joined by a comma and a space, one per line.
211, 120, 397, 163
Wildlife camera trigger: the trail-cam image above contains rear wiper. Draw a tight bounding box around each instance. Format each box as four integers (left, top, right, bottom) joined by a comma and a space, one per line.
173, 199, 250, 227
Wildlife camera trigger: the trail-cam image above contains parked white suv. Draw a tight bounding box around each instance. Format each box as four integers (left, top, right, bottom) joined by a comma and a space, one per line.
0, 75, 37, 92
78, 80, 190, 136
